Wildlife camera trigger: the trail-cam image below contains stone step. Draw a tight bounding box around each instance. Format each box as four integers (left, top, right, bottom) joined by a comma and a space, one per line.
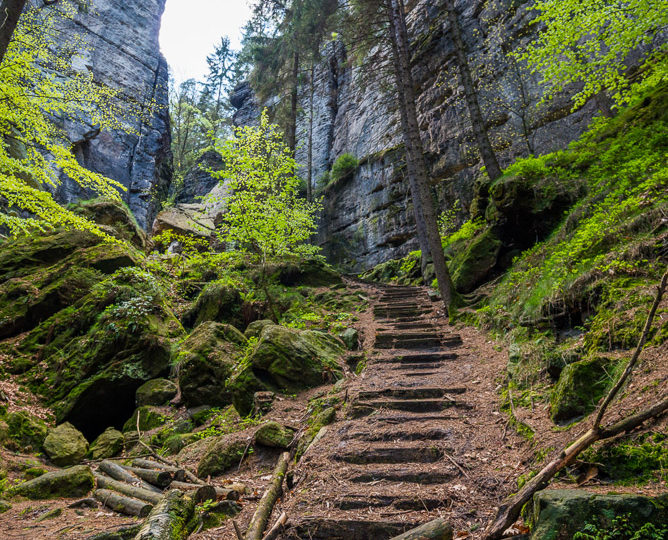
333, 445, 443, 464
357, 387, 466, 400
291, 517, 424, 540
334, 494, 445, 511
355, 398, 466, 413
342, 427, 453, 442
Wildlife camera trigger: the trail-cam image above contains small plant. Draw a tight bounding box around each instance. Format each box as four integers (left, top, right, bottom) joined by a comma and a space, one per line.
573, 513, 667, 540
330, 153, 358, 184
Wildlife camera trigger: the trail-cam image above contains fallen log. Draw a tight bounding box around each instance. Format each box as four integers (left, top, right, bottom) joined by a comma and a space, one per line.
95, 473, 162, 505
245, 452, 290, 540
132, 459, 186, 482
94, 489, 152, 517
390, 518, 453, 540
121, 465, 172, 488
168, 481, 217, 503
134, 490, 195, 540
262, 512, 288, 540
85, 524, 142, 540
99, 460, 162, 494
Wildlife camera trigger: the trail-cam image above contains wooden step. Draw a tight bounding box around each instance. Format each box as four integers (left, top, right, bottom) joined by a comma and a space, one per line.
334, 494, 446, 511
377, 352, 457, 363
357, 387, 466, 400
346, 467, 454, 484
290, 517, 424, 540
375, 338, 443, 350
342, 427, 453, 442
354, 398, 466, 413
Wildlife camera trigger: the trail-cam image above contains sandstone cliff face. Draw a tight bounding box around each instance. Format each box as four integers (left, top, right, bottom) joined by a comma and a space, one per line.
234, 0, 609, 271
43, 0, 172, 230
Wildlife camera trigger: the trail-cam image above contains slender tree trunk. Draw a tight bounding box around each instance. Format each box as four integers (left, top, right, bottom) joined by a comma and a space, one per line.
444, 0, 502, 181
307, 63, 315, 202
0, 0, 27, 66
387, 0, 456, 316
287, 50, 300, 154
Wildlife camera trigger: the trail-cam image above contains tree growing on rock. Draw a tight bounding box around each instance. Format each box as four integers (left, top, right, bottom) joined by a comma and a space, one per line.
209, 110, 321, 320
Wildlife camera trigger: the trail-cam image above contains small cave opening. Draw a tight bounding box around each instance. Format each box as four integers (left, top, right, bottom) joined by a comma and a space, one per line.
64, 378, 139, 442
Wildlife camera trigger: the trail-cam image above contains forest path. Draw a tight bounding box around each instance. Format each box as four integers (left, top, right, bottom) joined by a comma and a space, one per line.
279, 284, 527, 539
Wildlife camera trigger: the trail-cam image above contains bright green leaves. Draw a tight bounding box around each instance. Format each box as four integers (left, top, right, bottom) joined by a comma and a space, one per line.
518, 0, 668, 109
0, 1, 153, 238
210, 110, 322, 263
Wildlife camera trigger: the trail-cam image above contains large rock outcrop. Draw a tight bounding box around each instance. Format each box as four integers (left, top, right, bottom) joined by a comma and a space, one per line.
233, 0, 621, 271
38, 0, 172, 229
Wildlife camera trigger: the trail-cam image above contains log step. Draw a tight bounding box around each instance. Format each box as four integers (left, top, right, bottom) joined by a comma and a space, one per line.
347, 468, 454, 484
354, 399, 465, 413
334, 494, 446, 511
342, 427, 453, 442
375, 338, 443, 350
291, 517, 424, 539
333, 445, 443, 464
357, 387, 466, 400
378, 352, 457, 363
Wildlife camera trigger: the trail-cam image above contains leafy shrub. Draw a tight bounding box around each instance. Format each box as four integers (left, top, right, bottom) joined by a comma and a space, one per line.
573, 513, 667, 540
330, 153, 358, 184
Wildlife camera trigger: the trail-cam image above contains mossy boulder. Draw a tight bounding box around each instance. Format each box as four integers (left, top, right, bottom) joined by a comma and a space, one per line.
71, 198, 147, 249
5, 411, 48, 451
296, 407, 336, 459
274, 259, 342, 287
244, 319, 275, 340
11, 267, 182, 441
197, 435, 248, 478
182, 281, 243, 330
88, 427, 124, 460
43, 422, 88, 466
531, 489, 668, 540
450, 228, 502, 293
229, 326, 344, 416
254, 421, 294, 449
10, 465, 94, 500
550, 356, 620, 423
178, 322, 247, 408
338, 328, 360, 350
136, 379, 177, 406
122, 406, 169, 433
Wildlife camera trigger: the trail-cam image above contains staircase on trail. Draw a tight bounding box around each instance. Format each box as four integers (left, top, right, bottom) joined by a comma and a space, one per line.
283, 285, 474, 539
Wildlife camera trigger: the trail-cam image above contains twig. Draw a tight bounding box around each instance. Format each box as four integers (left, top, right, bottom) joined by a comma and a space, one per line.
233, 520, 244, 540
443, 450, 470, 479
239, 437, 253, 472
262, 512, 288, 540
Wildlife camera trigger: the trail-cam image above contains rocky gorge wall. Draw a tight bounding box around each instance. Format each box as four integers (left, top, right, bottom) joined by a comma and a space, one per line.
38, 0, 172, 230
234, 0, 610, 271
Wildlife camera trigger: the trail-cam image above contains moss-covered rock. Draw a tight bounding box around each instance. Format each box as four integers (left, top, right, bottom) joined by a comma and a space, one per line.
531, 489, 668, 540
5, 411, 48, 451
182, 281, 243, 330
178, 322, 247, 408
338, 328, 360, 350
136, 379, 177, 406
71, 198, 147, 249
229, 326, 344, 416
43, 422, 88, 466
244, 319, 275, 340
10, 465, 94, 500
450, 228, 502, 293
122, 406, 169, 433
196, 435, 248, 478
550, 356, 620, 423
254, 421, 294, 449
274, 259, 342, 287
296, 406, 336, 459
11, 266, 182, 441
88, 427, 124, 460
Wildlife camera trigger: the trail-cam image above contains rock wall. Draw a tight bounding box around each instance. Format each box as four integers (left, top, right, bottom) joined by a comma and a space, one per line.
40, 0, 172, 230
234, 0, 614, 271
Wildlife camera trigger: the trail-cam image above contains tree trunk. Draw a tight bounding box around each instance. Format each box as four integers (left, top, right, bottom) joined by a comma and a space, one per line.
132, 459, 187, 482
94, 489, 153, 518
287, 50, 300, 154
307, 63, 315, 202
390, 518, 453, 540
94, 473, 163, 505
245, 452, 290, 540
170, 481, 239, 501
120, 465, 172, 489
444, 0, 502, 181
0, 0, 27, 66
168, 481, 217, 503
387, 0, 456, 317
134, 490, 195, 540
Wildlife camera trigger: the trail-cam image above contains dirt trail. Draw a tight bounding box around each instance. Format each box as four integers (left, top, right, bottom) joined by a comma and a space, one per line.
279, 284, 527, 539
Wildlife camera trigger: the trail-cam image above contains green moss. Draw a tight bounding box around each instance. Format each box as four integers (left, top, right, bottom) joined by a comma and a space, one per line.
181, 281, 243, 330
196, 437, 248, 478
254, 421, 294, 449
123, 406, 169, 433
10, 465, 94, 500
5, 411, 48, 451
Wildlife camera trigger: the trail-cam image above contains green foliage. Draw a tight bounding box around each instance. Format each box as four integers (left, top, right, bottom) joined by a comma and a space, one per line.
518, 0, 668, 109
211, 110, 322, 262
0, 1, 151, 237
437, 199, 462, 238
330, 153, 359, 184
573, 513, 667, 540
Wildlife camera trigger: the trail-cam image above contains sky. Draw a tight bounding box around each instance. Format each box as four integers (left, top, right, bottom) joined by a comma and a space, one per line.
160, 0, 253, 85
